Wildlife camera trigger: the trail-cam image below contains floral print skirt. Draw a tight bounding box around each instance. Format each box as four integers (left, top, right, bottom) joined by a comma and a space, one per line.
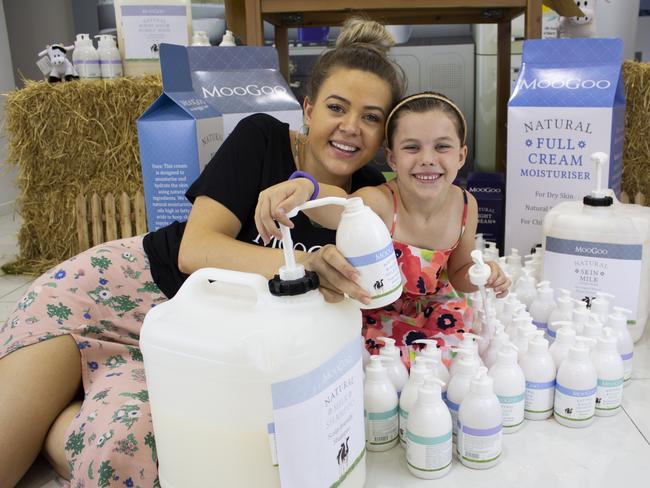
0, 236, 167, 487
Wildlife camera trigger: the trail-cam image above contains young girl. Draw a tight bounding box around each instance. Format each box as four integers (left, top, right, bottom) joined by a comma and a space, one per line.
255, 92, 510, 362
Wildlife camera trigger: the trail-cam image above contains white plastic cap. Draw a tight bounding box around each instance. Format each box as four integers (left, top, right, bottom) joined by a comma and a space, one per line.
365, 355, 389, 381
568, 343, 591, 361
420, 377, 446, 402
470, 367, 494, 396
75, 33, 92, 45
455, 352, 480, 376
411, 356, 432, 374
496, 342, 518, 363
469, 249, 491, 286
378, 337, 399, 358
414, 339, 442, 360
95, 34, 117, 47
528, 334, 549, 354
607, 306, 632, 329
556, 324, 576, 343
597, 327, 619, 349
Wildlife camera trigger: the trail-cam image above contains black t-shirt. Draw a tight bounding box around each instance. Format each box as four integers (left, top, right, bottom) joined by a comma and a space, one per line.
143, 113, 385, 298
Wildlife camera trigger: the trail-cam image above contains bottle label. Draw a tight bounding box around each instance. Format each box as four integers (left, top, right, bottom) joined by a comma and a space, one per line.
345, 242, 402, 301
458, 424, 502, 464
271, 336, 365, 488
622, 353, 633, 383
533, 320, 547, 330
497, 393, 526, 428
406, 430, 452, 473
399, 406, 408, 443
365, 407, 398, 446
544, 237, 643, 325
445, 398, 461, 439
596, 378, 623, 411
525, 380, 556, 414
554, 382, 597, 422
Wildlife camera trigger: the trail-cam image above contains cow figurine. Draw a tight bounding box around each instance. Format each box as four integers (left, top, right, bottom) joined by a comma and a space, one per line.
38, 44, 79, 82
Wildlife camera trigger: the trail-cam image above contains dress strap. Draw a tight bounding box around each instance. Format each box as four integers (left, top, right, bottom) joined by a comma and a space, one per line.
384, 183, 398, 237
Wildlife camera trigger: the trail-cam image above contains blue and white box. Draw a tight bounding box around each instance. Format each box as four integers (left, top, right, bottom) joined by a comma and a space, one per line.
137, 43, 303, 231
505, 38, 625, 254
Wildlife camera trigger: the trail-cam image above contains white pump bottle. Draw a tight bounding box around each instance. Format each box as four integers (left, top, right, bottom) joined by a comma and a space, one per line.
483, 324, 511, 369
398, 357, 431, 445
591, 291, 615, 325
458, 367, 503, 469
592, 327, 624, 417
449, 333, 483, 377
445, 355, 479, 444
95, 34, 122, 79
405, 378, 452, 479
548, 322, 576, 369
571, 300, 590, 335
506, 248, 523, 285
72, 33, 101, 80
378, 337, 408, 395
513, 268, 537, 308
488, 343, 526, 433
547, 288, 574, 342
554, 343, 597, 428
413, 339, 449, 394
364, 355, 399, 451
607, 306, 635, 386
529, 281, 556, 332
520, 335, 556, 420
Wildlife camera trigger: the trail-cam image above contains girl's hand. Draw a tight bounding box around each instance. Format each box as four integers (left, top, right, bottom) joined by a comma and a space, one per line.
300, 244, 371, 305
486, 261, 511, 298
254, 179, 315, 244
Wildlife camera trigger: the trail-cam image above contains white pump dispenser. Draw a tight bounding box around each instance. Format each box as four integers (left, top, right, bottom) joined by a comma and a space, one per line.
529, 281, 556, 332
445, 355, 479, 444
475, 233, 486, 252
219, 30, 237, 46
364, 355, 399, 451
554, 343, 597, 428
592, 327, 624, 417
506, 248, 523, 285
469, 249, 491, 310
405, 378, 452, 479
413, 339, 449, 394
378, 337, 409, 395
547, 288, 574, 342
72, 33, 101, 80
513, 268, 537, 308
607, 306, 634, 386
520, 335, 556, 420
499, 294, 522, 332
583, 313, 604, 341
398, 357, 431, 445
571, 300, 590, 335
484, 241, 499, 262
483, 324, 511, 369
95, 34, 122, 78
458, 367, 503, 469
513, 320, 538, 362
591, 291, 614, 325
449, 333, 483, 377
488, 343, 526, 433
548, 322, 576, 369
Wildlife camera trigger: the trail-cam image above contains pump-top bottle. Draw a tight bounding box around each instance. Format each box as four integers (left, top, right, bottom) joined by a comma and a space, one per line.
458, 367, 503, 469
95, 34, 122, 79
445, 355, 479, 444
488, 343, 526, 433
483, 324, 510, 369
364, 355, 399, 451
554, 343, 597, 428
72, 33, 101, 80
512, 319, 538, 362
583, 313, 603, 341
449, 333, 483, 377
591, 292, 615, 325
405, 378, 452, 479
506, 248, 523, 285
548, 322, 576, 369
520, 335, 556, 420
398, 357, 431, 445
413, 339, 449, 395
607, 306, 634, 386
529, 281, 556, 332
514, 268, 537, 308
547, 289, 574, 342
592, 327, 624, 417
571, 300, 590, 335
378, 337, 408, 395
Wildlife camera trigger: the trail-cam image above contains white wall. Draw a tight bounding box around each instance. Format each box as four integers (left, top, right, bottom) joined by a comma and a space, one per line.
0, 0, 17, 216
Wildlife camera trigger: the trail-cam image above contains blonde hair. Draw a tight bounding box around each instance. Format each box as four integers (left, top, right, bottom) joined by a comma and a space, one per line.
306, 16, 405, 107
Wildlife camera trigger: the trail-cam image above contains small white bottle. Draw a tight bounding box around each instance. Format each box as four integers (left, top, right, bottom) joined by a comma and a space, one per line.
458, 367, 503, 469
529, 281, 556, 332
592, 327, 624, 417
364, 355, 399, 451
449, 333, 483, 377
378, 337, 409, 395
590, 291, 615, 325
583, 313, 604, 341
520, 335, 556, 420
191, 30, 211, 46
505, 305, 528, 339
445, 355, 479, 444
413, 339, 449, 396
483, 324, 510, 369
548, 322, 576, 369
554, 342, 597, 428
95, 34, 122, 79
571, 300, 590, 335
405, 378, 453, 479
449, 345, 482, 379
72, 33, 101, 80
506, 248, 523, 285
488, 343, 526, 433
398, 357, 431, 445
607, 306, 635, 386
219, 30, 237, 46
547, 288, 574, 342
513, 320, 538, 362
513, 268, 537, 309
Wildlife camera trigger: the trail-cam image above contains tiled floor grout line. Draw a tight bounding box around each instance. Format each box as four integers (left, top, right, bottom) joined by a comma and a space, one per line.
622, 406, 650, 447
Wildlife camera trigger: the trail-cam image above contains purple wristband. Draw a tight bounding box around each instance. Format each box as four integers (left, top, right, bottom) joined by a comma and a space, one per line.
288, 170, 319, 200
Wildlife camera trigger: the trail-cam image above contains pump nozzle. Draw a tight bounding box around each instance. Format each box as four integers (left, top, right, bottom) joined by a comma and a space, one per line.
591, 152, 609, 198
469, 250, 491, 286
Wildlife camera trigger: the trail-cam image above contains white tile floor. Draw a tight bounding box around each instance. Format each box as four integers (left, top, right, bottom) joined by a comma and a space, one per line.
1, 211, 649, 487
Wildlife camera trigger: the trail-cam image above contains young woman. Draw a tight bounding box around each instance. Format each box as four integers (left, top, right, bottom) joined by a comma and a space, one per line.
0, 18, 405, 487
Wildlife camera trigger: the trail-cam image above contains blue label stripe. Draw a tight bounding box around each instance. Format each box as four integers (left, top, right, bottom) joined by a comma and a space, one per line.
547, 328, 557, 338
345, 242, 395, 267
367, 406, 398, 420
445, 398, 460, 412
406, 430, 452, 445
556, 383, 597, 397
621, 352, 634, 360
498, 393, 526, 404
545, 236, 642, 260
267, 422, 275, 434
526, 380, 556, 390
598, 378, 624, 387
461, 424, 502, 436
533, 320, 547, 330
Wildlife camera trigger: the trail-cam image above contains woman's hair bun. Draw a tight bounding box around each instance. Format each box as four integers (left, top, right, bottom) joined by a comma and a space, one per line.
335, 17, 395, 54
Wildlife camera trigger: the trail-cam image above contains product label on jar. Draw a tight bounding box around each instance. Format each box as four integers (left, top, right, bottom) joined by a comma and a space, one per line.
596, 378, 623, 412
345, 242, 402, 301
458, 424, 502, 464
497, 393, 526, 428
365, 406, 398, 446
554, 382, 597, 422
271, 336, 365, 488
405, 430, 452, 473
120, 5, 189, 60
445, 398, 461, 439
543, 237, 642, 325
525, 380, 556, 414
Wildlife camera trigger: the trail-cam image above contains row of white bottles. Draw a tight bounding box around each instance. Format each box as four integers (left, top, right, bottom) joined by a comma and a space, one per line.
72, 33, 122, 80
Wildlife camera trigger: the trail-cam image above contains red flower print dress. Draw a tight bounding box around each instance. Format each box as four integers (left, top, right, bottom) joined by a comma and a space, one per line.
362, 185, 475, 367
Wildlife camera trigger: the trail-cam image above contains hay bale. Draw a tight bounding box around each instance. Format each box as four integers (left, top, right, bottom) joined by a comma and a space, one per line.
622, 61, 650, 200
2, 76, 162, 275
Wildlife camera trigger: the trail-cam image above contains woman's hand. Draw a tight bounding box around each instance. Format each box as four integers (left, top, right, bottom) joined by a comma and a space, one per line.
300, 244, 371, 305
254, 179, 315, 245
486, 261, 511, 298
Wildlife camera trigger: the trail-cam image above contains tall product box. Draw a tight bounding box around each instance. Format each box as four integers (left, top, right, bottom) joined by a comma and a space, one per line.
467, 172, 505, 252
505, 38, 625, 254
138, 43, 303, 231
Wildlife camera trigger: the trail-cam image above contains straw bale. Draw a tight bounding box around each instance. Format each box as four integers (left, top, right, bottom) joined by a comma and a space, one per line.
2, 76, 162, 275
622, 61, 650, 200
